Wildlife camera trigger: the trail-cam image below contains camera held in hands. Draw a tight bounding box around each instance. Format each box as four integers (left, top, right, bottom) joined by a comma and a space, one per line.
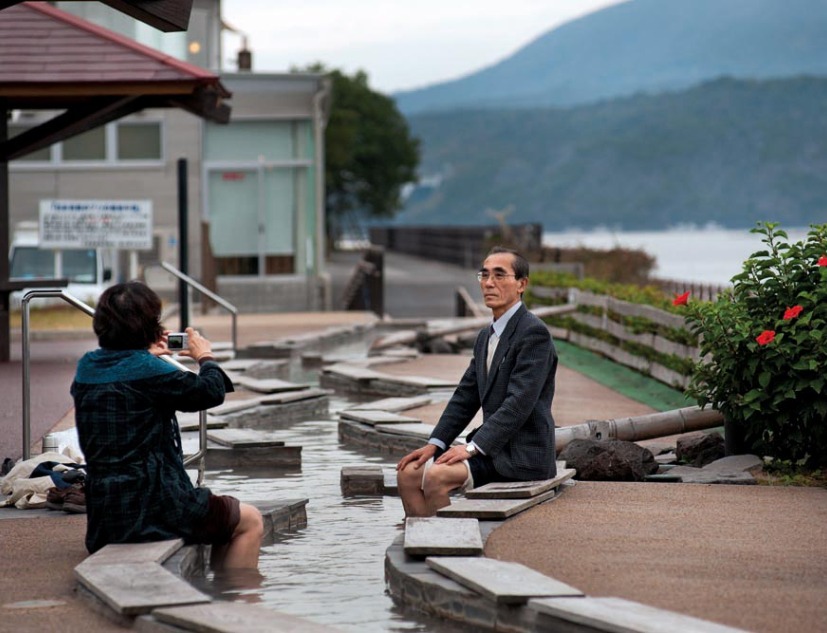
167, 332, 188, 351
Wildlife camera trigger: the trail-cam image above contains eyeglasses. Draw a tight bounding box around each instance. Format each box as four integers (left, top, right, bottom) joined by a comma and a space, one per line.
477, 271, 517, 282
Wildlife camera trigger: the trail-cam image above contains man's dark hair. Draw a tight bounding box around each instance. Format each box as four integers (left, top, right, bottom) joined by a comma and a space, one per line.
486, 246, 529, 279
93, 281, 164, 350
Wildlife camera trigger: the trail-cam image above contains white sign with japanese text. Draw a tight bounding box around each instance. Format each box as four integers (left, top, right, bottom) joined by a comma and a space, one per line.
39, 200, 153, 250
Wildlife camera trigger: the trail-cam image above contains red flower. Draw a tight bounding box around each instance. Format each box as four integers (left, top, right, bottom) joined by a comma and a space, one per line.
672, 291, 690, 306
756, 330, 776, 346
819, 255, 827, 267
783, 305, 803, 320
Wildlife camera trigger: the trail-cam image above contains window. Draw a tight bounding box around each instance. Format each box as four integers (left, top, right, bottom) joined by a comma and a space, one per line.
117, 122, 162, 160
8, 125, 51, 162
63, 126, 106, 161
9, 117, 163, 165
62, 250, 99, 283
10, 246, 55, 279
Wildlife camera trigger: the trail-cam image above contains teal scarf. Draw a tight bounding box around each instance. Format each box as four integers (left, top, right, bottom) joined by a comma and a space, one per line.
74, 349, 178, 385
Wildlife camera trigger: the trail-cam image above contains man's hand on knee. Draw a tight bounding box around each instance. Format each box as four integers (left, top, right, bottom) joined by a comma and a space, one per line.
397, 443, 437, 472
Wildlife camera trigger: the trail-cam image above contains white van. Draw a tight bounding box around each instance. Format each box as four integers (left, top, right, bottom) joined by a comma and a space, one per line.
9, 222, 113, 308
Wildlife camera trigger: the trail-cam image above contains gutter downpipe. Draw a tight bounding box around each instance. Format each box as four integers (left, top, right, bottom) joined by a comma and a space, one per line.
312, 76, 331, 306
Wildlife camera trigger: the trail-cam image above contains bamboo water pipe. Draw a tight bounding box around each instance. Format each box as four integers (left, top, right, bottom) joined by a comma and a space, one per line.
556, 406, 724, 452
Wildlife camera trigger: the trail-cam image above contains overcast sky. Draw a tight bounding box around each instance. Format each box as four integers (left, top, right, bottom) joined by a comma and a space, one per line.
221, 0, 627, 93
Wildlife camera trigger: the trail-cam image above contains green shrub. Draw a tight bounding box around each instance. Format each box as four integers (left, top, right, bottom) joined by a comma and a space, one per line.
680, 222, 827, 467
529, 270, 688, 313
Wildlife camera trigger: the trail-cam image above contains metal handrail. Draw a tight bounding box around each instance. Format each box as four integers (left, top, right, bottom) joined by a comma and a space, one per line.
146, 261, 238, 354
20, 288, 208, 485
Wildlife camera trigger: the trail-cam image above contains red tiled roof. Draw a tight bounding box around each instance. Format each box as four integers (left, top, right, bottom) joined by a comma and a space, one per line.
0, 2, 226, 91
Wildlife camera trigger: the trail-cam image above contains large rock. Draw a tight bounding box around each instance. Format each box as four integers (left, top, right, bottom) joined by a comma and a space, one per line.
675, 431, 725, 467
558, 439, 658, 482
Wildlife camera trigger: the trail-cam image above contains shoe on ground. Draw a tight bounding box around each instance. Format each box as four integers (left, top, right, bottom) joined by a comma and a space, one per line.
45, 486, 75, 511
62, 487, 86, 514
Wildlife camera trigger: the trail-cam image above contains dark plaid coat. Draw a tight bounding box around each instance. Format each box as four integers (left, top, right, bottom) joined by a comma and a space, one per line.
71, 349, 233, 554
430, 304, 558, 481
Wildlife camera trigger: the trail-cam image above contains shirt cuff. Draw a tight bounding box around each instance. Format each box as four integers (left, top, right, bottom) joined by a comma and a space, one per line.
428, 438, 446, 450
468, 441, 485, 455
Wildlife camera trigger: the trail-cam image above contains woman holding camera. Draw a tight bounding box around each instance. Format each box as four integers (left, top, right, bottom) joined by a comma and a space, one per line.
71, 281, 263, 569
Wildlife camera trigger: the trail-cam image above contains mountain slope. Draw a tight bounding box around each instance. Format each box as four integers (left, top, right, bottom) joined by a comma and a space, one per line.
394, 0, 827, 114
395, 77, 827, 230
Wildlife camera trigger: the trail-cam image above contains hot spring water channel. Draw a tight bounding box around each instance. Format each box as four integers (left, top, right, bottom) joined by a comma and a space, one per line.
183, 359, 469, 633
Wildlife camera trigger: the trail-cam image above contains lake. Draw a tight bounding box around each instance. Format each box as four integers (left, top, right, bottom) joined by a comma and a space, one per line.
543, 225, 812, 286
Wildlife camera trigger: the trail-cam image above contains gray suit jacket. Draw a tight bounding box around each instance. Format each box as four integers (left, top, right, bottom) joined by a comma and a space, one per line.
430, 304, 558, 481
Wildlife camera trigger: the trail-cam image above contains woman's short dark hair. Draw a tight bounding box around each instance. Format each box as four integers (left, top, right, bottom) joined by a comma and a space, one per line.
486, 246, 529, 279
93, 282, 164, 350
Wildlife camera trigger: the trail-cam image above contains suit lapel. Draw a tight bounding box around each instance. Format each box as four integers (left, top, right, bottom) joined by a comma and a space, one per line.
482, 305, 525, 400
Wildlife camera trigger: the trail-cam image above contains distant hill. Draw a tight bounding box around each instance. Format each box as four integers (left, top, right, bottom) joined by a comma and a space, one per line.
394, 0, 827, 114
393, 77, 827, 230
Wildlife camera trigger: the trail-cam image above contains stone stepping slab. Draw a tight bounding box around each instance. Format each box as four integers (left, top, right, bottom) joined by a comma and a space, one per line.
529, 596, 750, 633
221, 370, 245, 385
219, 358, 266, 372
404, 517, 483, 556
326, 363, 457, 389
347, 395, 432, 412
383, 468, 398, 495
76, 539, 183, 571
370, 330, 419, 350
373, 422, 434, 438
206, 445, 301, 469
373, 423, 468, 441
150, 601, 342, 632
74, 561, 209, 616
465, 468, 575, 499
340, 465, 384, 496
207, 428, 285, 448
377, 375, 457, 389
323, 364, 386, 380
426, 556, 582, 605
234, 377, 310, 394
252, 498, 309, 542
664, 454, 763, 485
260, 387, 329, 405
177, 412, 228, 432
340, 410, 422, 425
376, 347, 420, 359
436, 489, 557, 519
204, 397, 266, 416
220, 359, 289, 376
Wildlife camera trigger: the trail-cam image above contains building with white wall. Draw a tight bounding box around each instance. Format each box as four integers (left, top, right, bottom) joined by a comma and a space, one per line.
9, 0, 331, 311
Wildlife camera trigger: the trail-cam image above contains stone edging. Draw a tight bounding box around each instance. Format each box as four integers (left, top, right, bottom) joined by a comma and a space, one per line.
72, 499, 347, 632
385, 487, 749, 633
335, 397, 753, 633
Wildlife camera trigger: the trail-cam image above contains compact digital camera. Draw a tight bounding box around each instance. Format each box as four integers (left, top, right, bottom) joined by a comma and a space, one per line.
167, 332, 188, 350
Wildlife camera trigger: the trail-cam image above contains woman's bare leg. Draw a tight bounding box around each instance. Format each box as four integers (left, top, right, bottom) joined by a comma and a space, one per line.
212, 503, 264, 570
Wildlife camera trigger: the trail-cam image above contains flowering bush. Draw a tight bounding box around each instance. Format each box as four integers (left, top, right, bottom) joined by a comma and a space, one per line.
681, 222, 827, 467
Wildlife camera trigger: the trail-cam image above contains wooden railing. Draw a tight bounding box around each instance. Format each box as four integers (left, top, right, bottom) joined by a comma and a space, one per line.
652, 277, 729, 302
532, 287, 699, 389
